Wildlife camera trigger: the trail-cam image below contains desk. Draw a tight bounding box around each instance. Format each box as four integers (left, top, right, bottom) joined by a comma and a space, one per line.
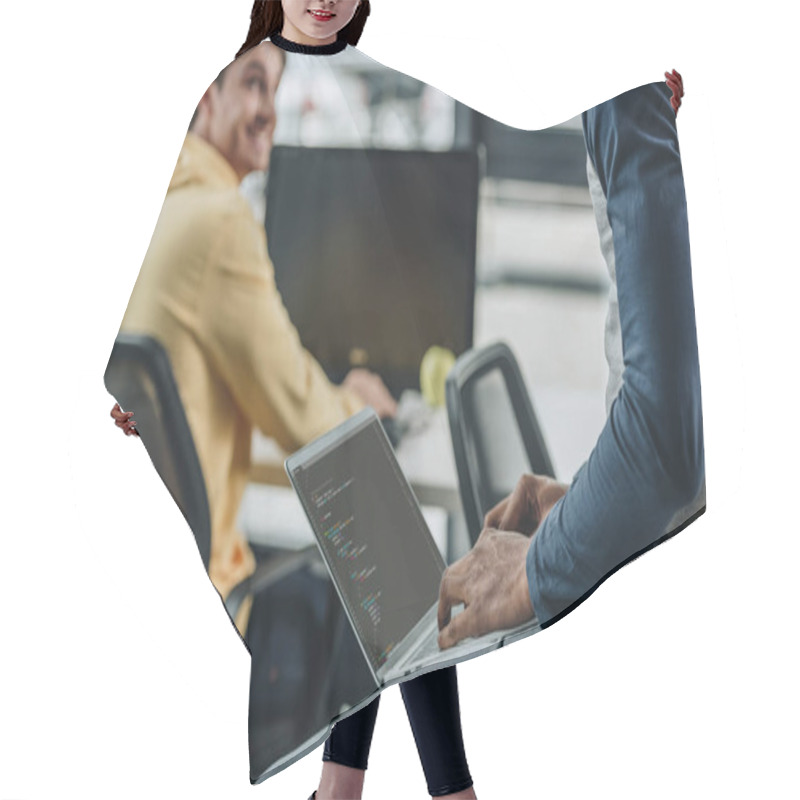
241, 388, 604, 560
249, 405, 462, 514
242, 407, 465, 560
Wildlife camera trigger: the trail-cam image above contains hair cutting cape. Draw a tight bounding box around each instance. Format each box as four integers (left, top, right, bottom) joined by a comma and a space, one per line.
106, 37, 705, 783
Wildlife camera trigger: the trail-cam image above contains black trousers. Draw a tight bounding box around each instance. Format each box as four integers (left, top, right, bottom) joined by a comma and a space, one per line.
323, 665, 473, 797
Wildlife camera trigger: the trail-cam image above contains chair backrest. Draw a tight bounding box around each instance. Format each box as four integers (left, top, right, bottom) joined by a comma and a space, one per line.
446, 341, 555, 544
103, 333, 211, 572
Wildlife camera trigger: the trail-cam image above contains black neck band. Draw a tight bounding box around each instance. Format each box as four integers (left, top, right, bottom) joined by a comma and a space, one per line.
270, 32, 348, 55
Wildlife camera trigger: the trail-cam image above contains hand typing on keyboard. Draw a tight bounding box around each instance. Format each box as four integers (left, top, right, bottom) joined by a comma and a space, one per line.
437, 527, 535, 649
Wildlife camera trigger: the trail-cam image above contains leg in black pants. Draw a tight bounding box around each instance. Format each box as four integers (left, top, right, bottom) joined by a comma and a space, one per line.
322, 666, 473, 797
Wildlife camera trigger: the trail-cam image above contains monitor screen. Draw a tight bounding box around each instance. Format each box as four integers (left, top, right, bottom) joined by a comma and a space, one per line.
289, 412, 445, 673
265, 146, 479, 396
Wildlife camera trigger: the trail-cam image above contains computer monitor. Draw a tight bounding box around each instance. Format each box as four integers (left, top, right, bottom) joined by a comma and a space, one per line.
265, 146, 479, 397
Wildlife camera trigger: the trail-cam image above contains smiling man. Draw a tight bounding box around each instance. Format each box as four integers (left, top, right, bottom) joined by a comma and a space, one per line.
118, 41, 395, 633
190, 41, 283, 178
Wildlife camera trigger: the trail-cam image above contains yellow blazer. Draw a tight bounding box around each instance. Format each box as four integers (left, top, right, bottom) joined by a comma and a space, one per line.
120, 131, 363, 633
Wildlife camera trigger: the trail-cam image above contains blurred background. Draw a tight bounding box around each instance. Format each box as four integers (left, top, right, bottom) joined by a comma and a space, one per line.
241, 47, 609, 490
235, 42, 615, 601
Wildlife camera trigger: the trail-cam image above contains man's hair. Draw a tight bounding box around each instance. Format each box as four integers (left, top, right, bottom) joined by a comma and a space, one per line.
235, 0, 371, 60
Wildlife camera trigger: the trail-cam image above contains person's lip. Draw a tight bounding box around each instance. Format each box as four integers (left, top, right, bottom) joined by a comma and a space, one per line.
307, 8, 335, 21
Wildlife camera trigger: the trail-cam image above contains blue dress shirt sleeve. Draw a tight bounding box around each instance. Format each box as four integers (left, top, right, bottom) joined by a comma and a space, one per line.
526, 81, 705, 625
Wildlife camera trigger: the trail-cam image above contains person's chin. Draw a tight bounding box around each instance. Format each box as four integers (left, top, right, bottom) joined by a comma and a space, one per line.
245, 159, 268, 176
299, 21, 338, 41
246, 147, 270, 174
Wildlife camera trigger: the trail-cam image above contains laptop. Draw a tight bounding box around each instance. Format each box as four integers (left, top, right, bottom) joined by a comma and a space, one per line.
285, 407, 539, 687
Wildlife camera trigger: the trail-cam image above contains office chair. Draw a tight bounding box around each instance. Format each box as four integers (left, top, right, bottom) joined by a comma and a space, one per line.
445, 341, 555, 544
103, 333, 318, 612
104, 333, 213, 571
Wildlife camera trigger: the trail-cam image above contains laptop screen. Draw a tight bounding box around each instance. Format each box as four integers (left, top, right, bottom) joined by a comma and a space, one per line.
288, 411, 446, 672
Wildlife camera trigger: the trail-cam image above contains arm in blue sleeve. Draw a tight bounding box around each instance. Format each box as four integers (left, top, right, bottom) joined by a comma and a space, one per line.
526, 81, 705, 625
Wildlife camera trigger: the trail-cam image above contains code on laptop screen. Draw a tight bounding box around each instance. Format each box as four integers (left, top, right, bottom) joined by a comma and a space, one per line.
293, 417, 445, 672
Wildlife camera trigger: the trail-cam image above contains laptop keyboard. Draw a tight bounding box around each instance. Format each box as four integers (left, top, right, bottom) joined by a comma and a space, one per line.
404, 605, 473, 667
402, 606, 538, 674
411, 627, 445, 663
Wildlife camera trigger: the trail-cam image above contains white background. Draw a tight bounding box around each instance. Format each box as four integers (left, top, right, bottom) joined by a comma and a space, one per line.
1, 1, 798, 798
